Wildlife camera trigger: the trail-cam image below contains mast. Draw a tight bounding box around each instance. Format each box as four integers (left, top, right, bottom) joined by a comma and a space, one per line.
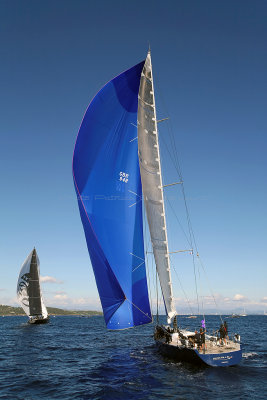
138, 50, 176, 323
28, 248, 43, 316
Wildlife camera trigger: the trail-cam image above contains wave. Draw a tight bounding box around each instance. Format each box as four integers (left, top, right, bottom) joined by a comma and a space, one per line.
242, 352, 258, 358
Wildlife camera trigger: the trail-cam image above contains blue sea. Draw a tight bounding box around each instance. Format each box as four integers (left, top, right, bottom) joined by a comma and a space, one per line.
0, 315, 266, 399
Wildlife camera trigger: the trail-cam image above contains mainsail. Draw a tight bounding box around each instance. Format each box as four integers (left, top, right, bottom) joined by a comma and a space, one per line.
17, 248, 48, 318
73, 61, 152, 330
137, 51, 176, 322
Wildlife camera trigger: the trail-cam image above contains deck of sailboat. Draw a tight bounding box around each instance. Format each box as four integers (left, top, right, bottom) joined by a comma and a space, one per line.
168, 339, 240, 355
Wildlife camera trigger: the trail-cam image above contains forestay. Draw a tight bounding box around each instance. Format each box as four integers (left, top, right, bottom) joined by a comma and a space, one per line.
137, 51, 176, 322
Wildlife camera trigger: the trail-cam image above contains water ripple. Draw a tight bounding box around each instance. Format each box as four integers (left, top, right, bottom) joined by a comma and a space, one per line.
0, 315, 266, 399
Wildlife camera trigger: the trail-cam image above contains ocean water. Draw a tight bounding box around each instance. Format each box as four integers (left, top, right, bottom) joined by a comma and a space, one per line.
0, 315, 266, 399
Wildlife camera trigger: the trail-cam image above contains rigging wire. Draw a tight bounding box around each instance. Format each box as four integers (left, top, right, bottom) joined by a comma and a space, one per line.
143, 199, 160, 321
156, 263, 159, 324
165, 190, 191, 249
155, 77, 223, 320
169, 256, 195, 315
196, 256, 206, 322
197, 254, 223, 323
143, 207, 153, 321
154, 86, 201, 314
157, 115, 201, 313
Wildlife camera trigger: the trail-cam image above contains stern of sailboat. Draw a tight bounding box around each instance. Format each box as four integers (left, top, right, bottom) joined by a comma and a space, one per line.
28, 315, 50, 324
154, 324, 242, 367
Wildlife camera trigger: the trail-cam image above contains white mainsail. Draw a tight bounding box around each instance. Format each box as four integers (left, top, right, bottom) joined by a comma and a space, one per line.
41, 298, 48, 319
138, 51, 176, 322
17, 251, 32, 316
17, 248, 48, 318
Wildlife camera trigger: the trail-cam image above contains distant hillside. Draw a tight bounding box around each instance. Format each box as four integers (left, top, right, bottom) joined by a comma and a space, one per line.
0, 305, 102, 316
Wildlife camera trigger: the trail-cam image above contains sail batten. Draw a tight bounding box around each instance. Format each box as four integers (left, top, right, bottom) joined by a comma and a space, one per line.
138, 51, 176, 322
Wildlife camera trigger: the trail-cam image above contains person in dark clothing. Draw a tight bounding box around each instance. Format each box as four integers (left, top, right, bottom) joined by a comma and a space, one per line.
223, 321, 228, 339
219, 323, 225, 345
194, 330, 201, 348
166, 332, 171, 344
173, 315, 178, 332
200, 327, 206, 351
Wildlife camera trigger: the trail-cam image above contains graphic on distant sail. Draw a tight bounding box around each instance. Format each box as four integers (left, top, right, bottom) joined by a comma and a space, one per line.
17, 248, 49, 324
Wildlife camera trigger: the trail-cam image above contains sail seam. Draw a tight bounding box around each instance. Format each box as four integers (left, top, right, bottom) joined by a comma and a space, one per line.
126, 299, 152, 320
132, 261, 145, 273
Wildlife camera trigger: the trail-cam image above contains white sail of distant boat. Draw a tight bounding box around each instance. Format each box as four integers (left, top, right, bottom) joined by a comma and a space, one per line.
17, 248, 49, 324
73, 48, 242, 366
187, 314, 197, 319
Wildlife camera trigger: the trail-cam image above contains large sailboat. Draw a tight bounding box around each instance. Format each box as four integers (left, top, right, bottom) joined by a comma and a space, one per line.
17, 248, 49, 324
73, 50, 242, 366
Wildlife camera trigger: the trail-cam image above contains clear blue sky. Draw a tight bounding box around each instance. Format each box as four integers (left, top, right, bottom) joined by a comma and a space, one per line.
0, 0, 266, 313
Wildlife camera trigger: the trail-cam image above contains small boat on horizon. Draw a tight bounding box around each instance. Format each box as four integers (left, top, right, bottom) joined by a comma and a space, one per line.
17, 248, 49, 324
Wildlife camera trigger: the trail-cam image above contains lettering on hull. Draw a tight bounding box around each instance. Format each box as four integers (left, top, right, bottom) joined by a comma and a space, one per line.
212, 355, 233, 361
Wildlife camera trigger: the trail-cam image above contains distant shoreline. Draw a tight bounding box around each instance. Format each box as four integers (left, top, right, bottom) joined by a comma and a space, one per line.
1, 305, 265, 317
1, 314, 103, 317
0, 305, 102, 317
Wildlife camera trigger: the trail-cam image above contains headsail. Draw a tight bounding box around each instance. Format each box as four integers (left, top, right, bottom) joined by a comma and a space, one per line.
137, 51, 176, 323
17, 248, 48, 318
73, 61, 152, 330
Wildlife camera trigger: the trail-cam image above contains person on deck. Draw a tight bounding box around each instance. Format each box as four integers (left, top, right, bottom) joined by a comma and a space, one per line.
223, 321, 228, 341
166, 332, 171, 344
200, 328, 206, 351
219, 323, 225, 345
194, 330, 201, 349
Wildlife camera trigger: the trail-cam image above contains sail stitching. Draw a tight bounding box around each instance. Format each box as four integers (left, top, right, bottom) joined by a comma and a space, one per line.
132, 261, 145, 273
126, 299, 152, 320
129, 252, 144, 261
128, 189, 142, 208
130, 252, 145, 272
140, 163, 158, 175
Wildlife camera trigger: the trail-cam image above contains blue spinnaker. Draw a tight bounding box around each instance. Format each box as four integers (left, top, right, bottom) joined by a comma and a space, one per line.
73, 61, 152, 330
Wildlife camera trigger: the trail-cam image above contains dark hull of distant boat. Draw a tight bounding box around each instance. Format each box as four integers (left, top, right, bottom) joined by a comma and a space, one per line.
155, 341, 242, 367
28, 317, 49, 324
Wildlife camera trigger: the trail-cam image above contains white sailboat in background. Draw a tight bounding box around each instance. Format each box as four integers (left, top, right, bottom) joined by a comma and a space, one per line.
17, 248, 49, 324
73, 49, 242, 366
240, 308, 247, 317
